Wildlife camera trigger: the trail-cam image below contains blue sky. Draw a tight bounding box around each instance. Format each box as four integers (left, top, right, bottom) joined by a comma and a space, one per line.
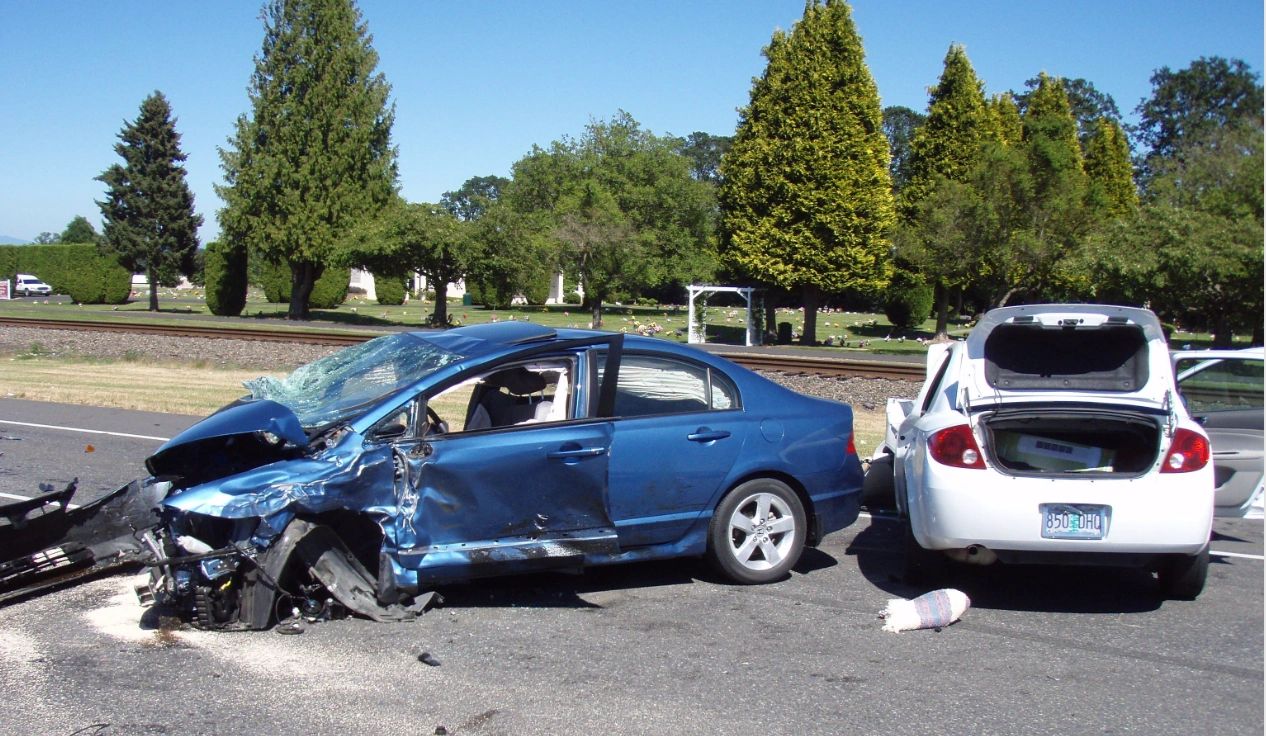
1, 0, 1261, 243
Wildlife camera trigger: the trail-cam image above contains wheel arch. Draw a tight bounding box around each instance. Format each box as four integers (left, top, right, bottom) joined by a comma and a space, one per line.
718, 470, 818, 544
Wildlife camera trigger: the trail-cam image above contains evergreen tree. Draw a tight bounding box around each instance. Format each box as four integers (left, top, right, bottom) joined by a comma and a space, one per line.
1083, 118, 1137, 217
895, 44, 992, 336
901, 45, 990, 214
720, 0, 893, 345
1017, 76, 1121, 145
1007, 73, 1090, 302
985, 93, 1023, 147
204, 239, 248, 316
96, 91, 202, 312
218, 0, 397, 320
60, 216, 99, 244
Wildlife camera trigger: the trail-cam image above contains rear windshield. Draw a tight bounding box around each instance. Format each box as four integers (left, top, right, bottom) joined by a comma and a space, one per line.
984, 323, 1149, 392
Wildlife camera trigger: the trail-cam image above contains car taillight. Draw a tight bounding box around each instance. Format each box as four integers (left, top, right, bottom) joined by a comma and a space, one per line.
928, 425, 986, 469
846, 432, 856, 457
1160, 428, 1210, 473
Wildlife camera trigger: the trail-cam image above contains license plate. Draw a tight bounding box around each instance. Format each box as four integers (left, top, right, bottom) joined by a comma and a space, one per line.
1040, 504, 1110, 540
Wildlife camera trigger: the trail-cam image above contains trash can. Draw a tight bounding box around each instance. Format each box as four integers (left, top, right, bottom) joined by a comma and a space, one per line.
462, 294, 473, 306
777, 322, 793, 344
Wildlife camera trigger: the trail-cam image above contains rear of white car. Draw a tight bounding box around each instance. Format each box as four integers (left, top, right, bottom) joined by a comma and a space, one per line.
894, 305, 1214, 598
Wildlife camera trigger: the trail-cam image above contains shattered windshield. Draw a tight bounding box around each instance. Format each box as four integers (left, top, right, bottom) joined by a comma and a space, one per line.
245, 333, 462, 427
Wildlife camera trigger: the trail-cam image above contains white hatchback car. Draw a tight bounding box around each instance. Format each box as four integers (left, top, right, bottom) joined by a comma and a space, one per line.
872, 304, 1214, 599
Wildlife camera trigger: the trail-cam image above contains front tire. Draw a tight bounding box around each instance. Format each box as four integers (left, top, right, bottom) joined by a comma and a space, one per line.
1157, 545, 1209, 600
707, 479, 806, 584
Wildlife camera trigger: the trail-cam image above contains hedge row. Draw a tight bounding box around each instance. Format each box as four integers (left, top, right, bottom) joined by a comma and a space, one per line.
0, 243, 130, 304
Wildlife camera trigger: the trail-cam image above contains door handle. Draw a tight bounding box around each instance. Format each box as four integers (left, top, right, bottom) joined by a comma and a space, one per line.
687, 428, 731, 443
547, 446, 608, 459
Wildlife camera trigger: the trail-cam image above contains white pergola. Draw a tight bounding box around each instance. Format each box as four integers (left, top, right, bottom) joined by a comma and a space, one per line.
687, 285, 762, 347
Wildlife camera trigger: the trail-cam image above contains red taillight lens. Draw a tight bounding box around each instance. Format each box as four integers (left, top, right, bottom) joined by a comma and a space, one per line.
928, 425, 986, 469
1160, 428, 1210, 473
846, 432, 857, 457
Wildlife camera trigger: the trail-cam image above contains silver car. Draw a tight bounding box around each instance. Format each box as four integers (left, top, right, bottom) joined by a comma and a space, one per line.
1174, 347, 1264, 518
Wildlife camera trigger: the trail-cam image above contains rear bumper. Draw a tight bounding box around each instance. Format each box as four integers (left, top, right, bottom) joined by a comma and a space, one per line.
909, 465, 1213, 555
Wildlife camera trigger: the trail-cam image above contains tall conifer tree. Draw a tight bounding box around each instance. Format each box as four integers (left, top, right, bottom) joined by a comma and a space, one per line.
218, 0, 397, 320
895, 45, 992, 336
1083, 118, 1137, 217
97, 91, 202, 312
985, 93, 1023, 147
900, 45, 990, 214
720, 0, 893, 345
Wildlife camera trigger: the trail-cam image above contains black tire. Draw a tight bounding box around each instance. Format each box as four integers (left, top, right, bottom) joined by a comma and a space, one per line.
861, 454, 897, 511
1157, 545, 1209, 600
707, 478, 806, 584
902, 516, 946, 585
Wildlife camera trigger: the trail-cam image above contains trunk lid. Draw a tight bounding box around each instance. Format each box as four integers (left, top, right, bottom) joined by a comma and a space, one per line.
962, 304, 1174, 412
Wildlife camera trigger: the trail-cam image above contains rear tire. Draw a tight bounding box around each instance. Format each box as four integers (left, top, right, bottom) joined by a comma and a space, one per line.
707, 479, 806, 584
1157, 545, 1209, 600
861, 454, 896, 512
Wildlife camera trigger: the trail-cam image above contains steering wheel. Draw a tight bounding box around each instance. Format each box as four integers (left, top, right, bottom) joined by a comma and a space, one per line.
425, 405, 449, 436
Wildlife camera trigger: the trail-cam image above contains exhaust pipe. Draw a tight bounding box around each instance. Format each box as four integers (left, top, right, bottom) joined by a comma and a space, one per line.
946, 544, 998, 565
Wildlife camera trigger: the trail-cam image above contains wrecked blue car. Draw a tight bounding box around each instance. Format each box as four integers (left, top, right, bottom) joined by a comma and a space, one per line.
1, 323, 863, 629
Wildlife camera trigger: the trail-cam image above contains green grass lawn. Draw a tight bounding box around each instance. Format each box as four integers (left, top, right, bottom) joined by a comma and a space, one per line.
0, 285, 1250, 354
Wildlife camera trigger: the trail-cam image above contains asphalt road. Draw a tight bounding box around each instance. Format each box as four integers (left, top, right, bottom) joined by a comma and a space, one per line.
0, 400, 1261, 736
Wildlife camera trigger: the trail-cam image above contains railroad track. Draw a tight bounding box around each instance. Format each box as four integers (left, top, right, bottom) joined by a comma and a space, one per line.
0, 316, 370, 346
0, 316, 924, 381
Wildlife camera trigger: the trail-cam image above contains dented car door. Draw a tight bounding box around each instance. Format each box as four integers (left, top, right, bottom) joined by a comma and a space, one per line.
388, 420, 618, 582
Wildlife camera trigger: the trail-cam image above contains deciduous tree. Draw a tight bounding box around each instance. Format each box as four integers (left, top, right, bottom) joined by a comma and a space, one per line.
60, 216, 99, 244
506, 112, 716, 327
218, 0, 397, 320
96, 91, 202, 311
882, 106, 925, 193
344, 201, 468, 326
720, 0, 893, 345
1133, 57, 1263, 174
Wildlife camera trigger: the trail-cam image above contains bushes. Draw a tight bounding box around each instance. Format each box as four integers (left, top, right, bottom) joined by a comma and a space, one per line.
310, 267, 349, 308
884, 272, 934, 330
256, 260, 348, 309
204, 240, 247, 316
0, 244, 130, 304
373, 271, 406, 305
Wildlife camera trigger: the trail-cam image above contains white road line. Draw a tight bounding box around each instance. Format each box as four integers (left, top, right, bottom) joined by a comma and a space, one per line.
0, 419, 169, 442
0, 491, 79, 509
1211, 550, 1265, 561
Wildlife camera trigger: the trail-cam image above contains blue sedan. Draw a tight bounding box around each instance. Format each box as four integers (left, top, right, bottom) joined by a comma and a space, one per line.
10, 323, 863, 628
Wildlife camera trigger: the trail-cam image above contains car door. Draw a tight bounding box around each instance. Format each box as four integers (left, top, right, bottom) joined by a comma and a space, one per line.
595, 352, 747, 548
1174, 351, 1264, 517
385, 338, 624, 580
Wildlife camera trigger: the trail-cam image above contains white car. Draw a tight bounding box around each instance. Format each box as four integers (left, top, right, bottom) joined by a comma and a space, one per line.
1173, 347, 1264, 518
14, 274, 52, 297
871, 304, 1214, 599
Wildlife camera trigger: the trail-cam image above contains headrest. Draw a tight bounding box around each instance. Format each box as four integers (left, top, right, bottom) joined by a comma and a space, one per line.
485, 367, 546, 395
